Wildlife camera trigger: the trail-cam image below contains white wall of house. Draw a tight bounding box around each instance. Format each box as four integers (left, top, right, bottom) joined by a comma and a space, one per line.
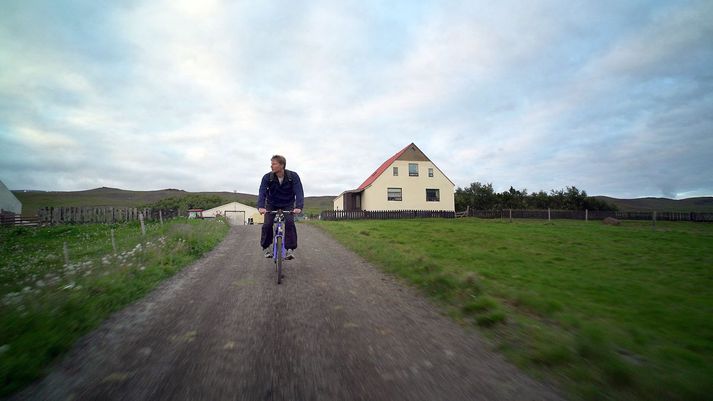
0, 180, 22, 214
361, 160, 454, 211
202, 201, 263, 225
333, 194, 344, 211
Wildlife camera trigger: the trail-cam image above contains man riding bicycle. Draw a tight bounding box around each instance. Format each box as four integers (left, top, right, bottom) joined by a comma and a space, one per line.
258, 155, 304, 260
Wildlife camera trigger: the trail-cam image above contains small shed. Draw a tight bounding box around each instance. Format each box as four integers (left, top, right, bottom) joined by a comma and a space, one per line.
201, 201, 263, 226
187, 209, 204, 219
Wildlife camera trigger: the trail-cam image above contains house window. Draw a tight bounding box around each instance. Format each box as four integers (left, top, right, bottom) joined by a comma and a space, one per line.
393, 167, 398, 176
426, 189, 440, 202
428, 168, 434, 177
387, 188, 402, 201
409, 163, 418, 177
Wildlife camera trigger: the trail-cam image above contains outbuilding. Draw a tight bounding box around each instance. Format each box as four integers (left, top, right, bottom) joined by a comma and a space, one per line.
0, 179, 22, 215
202, 201, 263, 226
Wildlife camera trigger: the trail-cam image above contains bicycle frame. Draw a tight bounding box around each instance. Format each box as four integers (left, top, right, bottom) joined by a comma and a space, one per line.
271, 211, 287, 261
267, 209, 292, 284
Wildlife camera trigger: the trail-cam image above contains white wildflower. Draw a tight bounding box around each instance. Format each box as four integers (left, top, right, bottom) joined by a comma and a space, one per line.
2, 292, 21, 306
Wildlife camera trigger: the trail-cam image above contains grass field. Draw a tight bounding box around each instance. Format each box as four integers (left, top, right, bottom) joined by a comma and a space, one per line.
311, 218, 713, 400
0, 218, 230, 396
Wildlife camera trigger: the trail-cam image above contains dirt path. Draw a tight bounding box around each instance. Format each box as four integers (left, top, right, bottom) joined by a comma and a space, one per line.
11, 224, 563, 401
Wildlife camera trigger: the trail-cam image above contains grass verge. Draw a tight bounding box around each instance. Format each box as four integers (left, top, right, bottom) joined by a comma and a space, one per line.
0, 218, 229, 396
310, 218, 713, 400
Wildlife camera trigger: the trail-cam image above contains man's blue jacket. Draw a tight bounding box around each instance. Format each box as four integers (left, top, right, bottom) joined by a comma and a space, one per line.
257, 169, 304, 210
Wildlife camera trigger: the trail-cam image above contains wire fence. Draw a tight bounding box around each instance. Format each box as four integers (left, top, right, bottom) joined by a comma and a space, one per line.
319, 209, 713, 222
34, 207, 180, 225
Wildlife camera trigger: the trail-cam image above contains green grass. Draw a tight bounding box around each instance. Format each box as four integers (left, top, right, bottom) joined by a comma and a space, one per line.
0, 218, 230, 396
311, 218, 713, 400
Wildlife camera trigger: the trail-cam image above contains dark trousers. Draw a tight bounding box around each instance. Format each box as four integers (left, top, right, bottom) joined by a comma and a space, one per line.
261, 212, 297, 250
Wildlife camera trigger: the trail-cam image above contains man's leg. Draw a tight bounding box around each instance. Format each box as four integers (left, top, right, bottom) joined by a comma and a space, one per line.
284, 214, 297, 249
261, 213, 275, 249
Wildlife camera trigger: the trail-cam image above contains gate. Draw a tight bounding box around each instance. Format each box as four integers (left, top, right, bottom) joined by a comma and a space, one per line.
224, 210, 247, 226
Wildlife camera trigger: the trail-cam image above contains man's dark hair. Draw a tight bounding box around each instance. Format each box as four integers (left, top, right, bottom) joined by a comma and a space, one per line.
271, 155, 287, 168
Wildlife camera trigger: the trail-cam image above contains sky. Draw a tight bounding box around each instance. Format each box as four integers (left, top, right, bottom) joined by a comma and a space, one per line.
1, 0, 712, 199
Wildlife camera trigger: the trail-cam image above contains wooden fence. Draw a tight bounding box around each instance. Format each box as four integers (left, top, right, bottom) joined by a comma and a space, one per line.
36, 207, 180, 225
0, 211, 39, 227
318, 209, 713, 222
320, 210, 455, 221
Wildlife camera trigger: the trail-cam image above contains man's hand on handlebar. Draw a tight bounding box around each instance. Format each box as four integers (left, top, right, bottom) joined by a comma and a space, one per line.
259, 208, 267, 215
293, 208, 302, 215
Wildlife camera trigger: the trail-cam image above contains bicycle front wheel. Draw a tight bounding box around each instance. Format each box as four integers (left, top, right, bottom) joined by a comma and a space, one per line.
276, 236, 283, 284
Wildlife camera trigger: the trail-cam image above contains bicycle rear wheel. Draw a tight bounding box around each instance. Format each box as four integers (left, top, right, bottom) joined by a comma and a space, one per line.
276, 236, 283, 284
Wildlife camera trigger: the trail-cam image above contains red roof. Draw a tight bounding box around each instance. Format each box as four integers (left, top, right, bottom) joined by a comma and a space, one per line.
357, 143, 412, 190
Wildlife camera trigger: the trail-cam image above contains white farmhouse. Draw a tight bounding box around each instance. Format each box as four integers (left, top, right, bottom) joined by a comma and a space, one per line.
334, 143, 455, 212
202, 201, 263, 225
0, 180, 22, 215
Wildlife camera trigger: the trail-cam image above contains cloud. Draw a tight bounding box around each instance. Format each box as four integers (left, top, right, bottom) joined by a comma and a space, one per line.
0, 0, 711, 199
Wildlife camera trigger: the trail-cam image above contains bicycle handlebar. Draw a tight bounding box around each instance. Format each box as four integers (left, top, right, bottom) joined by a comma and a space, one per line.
265, 210, 295, 215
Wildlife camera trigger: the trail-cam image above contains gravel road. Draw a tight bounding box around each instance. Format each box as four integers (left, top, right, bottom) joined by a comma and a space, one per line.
10, 224, 564, 401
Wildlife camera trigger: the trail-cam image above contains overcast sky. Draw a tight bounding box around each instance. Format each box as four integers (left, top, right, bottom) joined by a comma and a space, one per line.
1, 0, 712, 198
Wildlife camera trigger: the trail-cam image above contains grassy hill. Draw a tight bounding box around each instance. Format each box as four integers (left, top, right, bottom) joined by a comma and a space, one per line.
12, 187, 334, 216
595, 196, 713, 212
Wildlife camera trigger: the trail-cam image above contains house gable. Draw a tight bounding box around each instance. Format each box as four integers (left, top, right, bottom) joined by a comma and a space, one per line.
357, 144, 411, 190
396, 143, 431, 162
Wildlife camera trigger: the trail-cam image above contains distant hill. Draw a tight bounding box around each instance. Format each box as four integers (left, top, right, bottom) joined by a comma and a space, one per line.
13, 187, 335, 216
594, 196, 713, 212
13, 188, 711, 215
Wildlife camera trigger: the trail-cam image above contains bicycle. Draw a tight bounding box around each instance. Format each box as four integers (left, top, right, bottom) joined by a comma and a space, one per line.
266, 209, 293, 284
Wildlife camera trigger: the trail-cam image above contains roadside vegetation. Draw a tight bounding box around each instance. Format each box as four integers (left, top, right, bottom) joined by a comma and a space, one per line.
13, 187, 332, 216
0, 218, 229, 396
312, 218, 713, 400
141, 194, 236, 216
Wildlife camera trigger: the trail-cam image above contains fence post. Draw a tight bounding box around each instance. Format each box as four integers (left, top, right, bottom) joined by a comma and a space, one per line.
63, 241, 70, 266
585, 209, 588, 222
548, 208, 551, 223
139, 213, 146, 236
159, 210, 164, 225
652, 211, 656, 230
509, 209, 512, 223
111, 228, 117, 255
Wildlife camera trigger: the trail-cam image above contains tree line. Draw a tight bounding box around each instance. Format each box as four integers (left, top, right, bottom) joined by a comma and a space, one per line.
455, 182, 617, 211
